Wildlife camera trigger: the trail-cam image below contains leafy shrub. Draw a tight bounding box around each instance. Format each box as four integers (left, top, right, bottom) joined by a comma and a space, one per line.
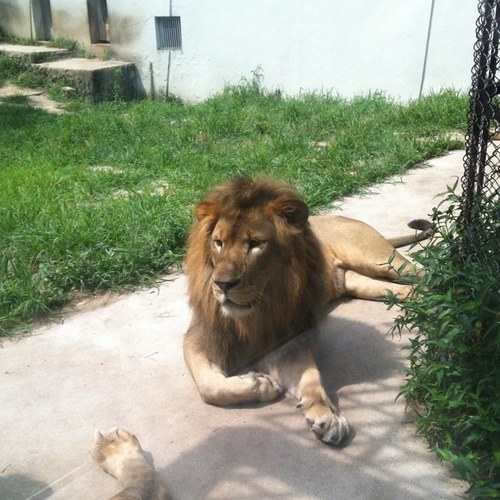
390, 186, 500, 497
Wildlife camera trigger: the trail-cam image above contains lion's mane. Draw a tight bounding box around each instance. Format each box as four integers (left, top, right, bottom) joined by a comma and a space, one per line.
185, 177, 329, 374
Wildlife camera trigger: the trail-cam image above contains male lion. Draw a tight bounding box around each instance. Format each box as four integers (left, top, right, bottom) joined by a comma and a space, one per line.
184, 176, 429, 446
90, 177, 429, 498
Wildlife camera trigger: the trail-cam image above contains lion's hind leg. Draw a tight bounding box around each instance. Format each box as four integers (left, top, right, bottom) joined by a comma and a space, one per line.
321, 215, 422, 283
344, 269, 414, 301
91, 428, 170, 500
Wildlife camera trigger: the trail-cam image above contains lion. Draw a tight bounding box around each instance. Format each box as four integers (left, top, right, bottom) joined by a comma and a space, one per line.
183, 176, 430, 447
90, 178, 429, 498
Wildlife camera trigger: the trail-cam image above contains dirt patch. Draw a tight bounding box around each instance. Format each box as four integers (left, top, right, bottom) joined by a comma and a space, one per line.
0, 83, 68, 114
69, 290, 124, 314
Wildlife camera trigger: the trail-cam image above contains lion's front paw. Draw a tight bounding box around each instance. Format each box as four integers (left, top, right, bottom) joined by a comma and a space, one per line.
90, 428, 144, 479
303, 403, 350, 446
242, 371, 283, 401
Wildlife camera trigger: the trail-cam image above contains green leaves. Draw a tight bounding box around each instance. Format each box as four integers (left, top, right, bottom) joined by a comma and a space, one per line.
392, 188, 500, 497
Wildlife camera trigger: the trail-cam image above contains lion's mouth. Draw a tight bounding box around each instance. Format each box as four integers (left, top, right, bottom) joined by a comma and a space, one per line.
221, 297, 253, 315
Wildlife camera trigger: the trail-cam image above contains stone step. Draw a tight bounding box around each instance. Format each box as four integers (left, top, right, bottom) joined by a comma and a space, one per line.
34, 57, 140, 102
0, 43, 140, 102
0, 43, 69, 63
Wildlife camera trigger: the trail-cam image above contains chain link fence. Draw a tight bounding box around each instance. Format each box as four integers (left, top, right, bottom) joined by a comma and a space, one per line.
461, 0, 500, 276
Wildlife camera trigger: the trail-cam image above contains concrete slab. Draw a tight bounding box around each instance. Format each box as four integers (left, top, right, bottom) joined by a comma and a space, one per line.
0, 43, 68, 63
0, 43, 141, 102
34, 58, 140, 103
36, 57, 132, 72
0, 151, 468, 500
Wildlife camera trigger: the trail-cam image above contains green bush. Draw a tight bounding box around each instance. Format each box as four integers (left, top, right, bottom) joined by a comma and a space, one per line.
390, 186, 500, 497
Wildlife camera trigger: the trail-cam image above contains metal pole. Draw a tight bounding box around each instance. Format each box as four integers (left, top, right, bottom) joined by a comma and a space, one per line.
419, 0, 436, 98
29, 0, 34, 40
166, 0, 173, 100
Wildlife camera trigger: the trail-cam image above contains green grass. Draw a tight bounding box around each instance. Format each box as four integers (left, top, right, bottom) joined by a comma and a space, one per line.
0, 54, 25, 86
0, 83, 468, 335
1, 94, 29, 105
46, 37, 89, 57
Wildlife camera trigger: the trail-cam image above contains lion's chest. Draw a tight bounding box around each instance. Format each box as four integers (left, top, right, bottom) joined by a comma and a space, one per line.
217, 314, 308, 375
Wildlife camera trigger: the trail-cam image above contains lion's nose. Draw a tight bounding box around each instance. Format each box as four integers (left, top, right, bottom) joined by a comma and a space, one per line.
213, 278, 240, 293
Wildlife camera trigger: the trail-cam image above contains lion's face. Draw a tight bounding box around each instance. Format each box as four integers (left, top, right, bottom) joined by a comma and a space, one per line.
209, 212, 281, 317
185, 176, 329, 344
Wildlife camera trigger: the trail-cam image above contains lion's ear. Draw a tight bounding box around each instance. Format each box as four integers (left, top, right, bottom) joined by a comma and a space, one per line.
195, 201, 220, 221
269, 198, 309, 228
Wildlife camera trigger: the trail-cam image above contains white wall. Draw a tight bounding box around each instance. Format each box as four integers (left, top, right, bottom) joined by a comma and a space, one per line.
0, 0, 32, 39
0, 0, 479, 102
165, 0, 478, 101
421, 1, 478, 94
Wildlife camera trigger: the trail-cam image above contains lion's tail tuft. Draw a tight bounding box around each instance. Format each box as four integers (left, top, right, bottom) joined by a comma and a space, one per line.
388, 219, 435, 248
407, 219, 434, 232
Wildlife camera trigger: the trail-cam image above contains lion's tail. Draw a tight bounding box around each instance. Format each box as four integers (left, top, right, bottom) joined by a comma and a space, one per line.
387, 219, 434, 248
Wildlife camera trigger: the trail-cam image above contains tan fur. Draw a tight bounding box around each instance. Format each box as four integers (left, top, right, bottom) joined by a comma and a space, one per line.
91, 428, 170, 500
90, 178, 426, 496
184, 177, 424, 445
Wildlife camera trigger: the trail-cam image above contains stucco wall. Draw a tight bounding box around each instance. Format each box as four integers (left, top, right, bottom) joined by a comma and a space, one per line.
50, 2, 91, 47
0, 0, 478, 102
0, 0, 32, 38
166, 0, 477, 101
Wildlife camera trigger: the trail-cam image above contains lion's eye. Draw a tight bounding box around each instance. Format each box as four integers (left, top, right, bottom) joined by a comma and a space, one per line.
213, 239, 223, 250
248, 239, 263, 250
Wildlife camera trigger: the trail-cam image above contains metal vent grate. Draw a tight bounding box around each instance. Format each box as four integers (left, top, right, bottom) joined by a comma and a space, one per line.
155, 16, 182, 50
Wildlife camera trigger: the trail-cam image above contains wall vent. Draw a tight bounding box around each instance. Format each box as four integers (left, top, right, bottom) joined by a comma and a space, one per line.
155, 16, 182, 50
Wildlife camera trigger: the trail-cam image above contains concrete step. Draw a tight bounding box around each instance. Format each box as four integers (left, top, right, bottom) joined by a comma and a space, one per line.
0, 43, 140, 102
0, 42, 69, 63
34, 57, 140, 102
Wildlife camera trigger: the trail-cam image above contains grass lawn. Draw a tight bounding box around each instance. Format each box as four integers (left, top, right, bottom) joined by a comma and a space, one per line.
0, 82, 468, 335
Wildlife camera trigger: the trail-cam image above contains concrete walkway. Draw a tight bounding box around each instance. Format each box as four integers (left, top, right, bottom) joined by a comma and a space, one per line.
0, 151, 467, 500
0, 84, 68, 115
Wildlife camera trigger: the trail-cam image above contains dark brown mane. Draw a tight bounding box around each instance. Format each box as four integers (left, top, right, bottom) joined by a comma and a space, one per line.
185, 177, 329, 374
